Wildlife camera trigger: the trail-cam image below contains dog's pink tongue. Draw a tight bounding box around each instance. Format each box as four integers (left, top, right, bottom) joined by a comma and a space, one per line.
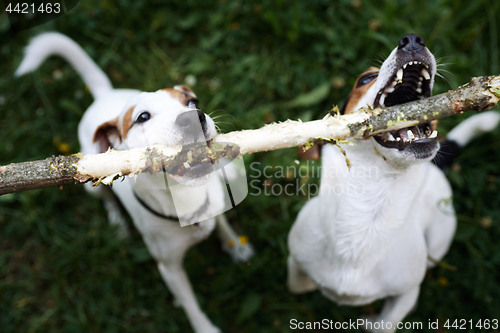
395, 128, 409, 150
398, 128, 409, 141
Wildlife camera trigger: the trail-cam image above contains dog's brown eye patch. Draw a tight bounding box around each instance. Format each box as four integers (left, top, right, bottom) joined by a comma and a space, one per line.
163, 87, 198, 108
121, 105, 135, 139
343, 68, 379, 114
356, 72, 378, 87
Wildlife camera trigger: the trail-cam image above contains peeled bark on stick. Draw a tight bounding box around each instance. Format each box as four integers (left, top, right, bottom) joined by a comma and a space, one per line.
1, 75, 499, 195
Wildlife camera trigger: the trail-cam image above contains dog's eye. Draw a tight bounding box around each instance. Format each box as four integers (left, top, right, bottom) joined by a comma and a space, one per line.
188, 99, 199, 109
356, 73, 378, 87
136, 111, 151, 124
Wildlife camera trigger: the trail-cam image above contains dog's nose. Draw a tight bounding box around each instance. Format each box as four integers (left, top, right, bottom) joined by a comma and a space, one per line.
398, 34, 426, 52
175, 110, 207, 128
175, 110, 208, 141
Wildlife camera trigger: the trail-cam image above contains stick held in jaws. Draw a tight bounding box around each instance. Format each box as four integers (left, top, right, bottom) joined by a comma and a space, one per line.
1, 75, 500, 195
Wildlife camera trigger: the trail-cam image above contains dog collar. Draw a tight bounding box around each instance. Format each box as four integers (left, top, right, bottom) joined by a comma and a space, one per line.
133, 190, 179, 222
132, 190, 209, 227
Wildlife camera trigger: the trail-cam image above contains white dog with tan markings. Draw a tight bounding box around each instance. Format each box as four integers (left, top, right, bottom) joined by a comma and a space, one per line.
17, 32, 253, 333
287, 34, 500, 332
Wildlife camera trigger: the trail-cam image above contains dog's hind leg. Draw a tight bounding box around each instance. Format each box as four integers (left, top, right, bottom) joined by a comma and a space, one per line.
215, 214, 254, 262
362, 287, 420, 333
420, 170, 457, 268
287, 256, 318, 294
425, 208, 456, 269
157, 259, 220, 333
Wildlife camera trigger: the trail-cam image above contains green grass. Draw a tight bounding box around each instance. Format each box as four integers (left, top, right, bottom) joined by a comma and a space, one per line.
1, 0, 500, 332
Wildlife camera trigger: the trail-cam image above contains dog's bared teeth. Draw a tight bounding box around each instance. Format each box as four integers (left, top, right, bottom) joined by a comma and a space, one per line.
379, 93, 386, 106
382, 131, 396, 141
403, 63, 408, 69
396, 68, 403, 82
421, 68, 431, 80
407, 130, 415, 141
384, 78, 397, 95
412, 126, 421, 138
416, 87, 422, 94
429, 130, 438, 139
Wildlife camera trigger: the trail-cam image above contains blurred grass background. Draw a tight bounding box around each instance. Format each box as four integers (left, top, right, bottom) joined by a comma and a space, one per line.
1, 0, 500, 332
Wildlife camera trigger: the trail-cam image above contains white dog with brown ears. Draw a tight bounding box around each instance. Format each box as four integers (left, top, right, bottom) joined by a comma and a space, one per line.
16, 32, 253, 333
287, 34, 500, 332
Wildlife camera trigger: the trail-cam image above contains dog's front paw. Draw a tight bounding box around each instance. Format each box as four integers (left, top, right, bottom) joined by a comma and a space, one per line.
222, 235, 255, 262
360, 315, 395, 333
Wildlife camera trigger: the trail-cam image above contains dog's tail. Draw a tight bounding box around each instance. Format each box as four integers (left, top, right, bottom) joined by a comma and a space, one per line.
15, 32, 113, 100
432, 111, 500, 170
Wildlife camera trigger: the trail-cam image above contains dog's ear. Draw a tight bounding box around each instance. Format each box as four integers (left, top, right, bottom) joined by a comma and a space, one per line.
93, 117, 122, 153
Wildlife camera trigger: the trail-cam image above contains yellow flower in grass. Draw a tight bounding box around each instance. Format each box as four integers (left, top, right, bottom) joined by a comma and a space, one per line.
239, 235, 248, 245
438, 276, 449, 286
227, 236, 249, 247
53, 137, 71, 154
58, 142, 71, 154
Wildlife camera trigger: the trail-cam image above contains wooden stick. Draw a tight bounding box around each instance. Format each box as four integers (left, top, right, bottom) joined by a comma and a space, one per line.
1, 75, 499, 195
216, 76, 500, 154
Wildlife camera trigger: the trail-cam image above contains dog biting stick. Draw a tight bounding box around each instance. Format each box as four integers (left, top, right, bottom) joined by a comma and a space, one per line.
1, 75, 499, 195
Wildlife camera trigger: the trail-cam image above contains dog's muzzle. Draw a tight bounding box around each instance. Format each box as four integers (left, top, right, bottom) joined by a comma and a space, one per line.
175, 110, 209, 143
373, 34, 438, 158
171, 110, 215, 181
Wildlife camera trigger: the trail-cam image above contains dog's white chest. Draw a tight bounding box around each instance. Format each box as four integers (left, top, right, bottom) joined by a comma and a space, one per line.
313, 220, 428, 306
289, 146, 433, 306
